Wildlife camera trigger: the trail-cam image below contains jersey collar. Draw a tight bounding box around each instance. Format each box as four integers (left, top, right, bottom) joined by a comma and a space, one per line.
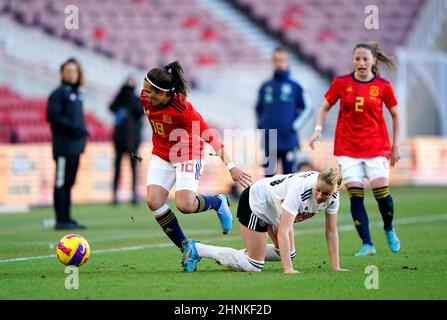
351, 72, 376, 84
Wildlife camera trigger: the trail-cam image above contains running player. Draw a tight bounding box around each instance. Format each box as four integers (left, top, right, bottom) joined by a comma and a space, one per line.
181, 168, 349, 273
309, 42, 401, 256
140, 61, 253, 255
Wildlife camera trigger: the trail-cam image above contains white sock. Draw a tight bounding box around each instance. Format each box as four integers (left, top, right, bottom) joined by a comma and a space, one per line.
242, 244, 297, 261
265, 244, 281, 261
290, 249, 297, 259
196, 243, 263, 272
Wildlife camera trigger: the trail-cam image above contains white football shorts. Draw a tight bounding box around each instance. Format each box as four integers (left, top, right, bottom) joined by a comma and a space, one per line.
146, 155, 204, 192
336, 156, 390, 183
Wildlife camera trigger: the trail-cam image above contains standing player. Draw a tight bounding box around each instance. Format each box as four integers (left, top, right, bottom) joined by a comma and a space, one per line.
181, 168, 349, 274
309, 42, 401, 256
140, 61, 252, 255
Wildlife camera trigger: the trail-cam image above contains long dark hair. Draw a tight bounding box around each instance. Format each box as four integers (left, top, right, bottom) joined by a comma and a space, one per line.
145, 61, 190, 98
354, 42, 396, 76
60, 57, 84, 86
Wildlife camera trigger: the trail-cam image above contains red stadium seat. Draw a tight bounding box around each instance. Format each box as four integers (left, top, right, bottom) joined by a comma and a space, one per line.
3, 0, 266, 70
233, 0, 425, 76
0, 85, 112, 144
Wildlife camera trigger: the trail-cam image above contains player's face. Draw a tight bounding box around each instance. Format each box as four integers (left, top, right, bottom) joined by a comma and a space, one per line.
61, 62, 79, 85
353, 48, 376, 78
313, 179, 335, 204
272, 51, 289, 71
142, 81, 168, 106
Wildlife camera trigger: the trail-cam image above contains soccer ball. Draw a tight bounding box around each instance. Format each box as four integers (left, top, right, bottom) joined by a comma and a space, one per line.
56, 234, 90, 267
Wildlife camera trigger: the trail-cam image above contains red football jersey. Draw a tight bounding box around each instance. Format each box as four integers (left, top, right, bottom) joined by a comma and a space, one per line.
140, 92, 224, 163
324, 73, 398, 158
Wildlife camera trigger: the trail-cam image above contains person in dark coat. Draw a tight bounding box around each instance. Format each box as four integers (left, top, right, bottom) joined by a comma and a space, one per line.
255, 47, 312, 177
110, 77, 145, 205
47, 57, 88, 230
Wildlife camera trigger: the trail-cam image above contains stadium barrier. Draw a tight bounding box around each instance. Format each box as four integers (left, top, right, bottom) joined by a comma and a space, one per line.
0, 137, 446, 207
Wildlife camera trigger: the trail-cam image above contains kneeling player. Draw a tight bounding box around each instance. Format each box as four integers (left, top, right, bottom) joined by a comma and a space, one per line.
181, 168, 349, 273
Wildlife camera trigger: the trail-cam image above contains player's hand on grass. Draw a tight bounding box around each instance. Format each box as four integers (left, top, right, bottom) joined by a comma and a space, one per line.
309, 130, 322, 150
230, 167, 253, 188
334, 267, 350, 272
284, 268, 299, 274
390, 145, 401, 167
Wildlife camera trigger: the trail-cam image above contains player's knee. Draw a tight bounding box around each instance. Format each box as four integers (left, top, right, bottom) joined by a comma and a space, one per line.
175, 200, 196, 214
147, 198, 165, 212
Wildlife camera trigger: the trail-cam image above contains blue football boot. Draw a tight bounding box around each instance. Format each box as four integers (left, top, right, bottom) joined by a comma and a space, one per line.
215, 194, 233, 234
385, 228, 401, 253
354, 243, 377, 256
181, 240, 201, 272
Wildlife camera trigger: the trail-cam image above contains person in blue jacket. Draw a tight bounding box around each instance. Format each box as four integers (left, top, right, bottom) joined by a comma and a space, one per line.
47, 57, 88, 230
256, 47, 311, 177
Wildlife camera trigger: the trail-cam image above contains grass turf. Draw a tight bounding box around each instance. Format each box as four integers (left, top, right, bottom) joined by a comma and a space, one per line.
0, 186, 446, 300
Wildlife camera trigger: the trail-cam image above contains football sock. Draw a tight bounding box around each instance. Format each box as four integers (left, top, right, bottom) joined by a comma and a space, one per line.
372, 186, 394, 231
155, 208, 186, 250
263, 244, 296, 261
264, 244, 281, 261
194, 194, 222, 213
347, 187, 373, 246
196, 243, 263, 272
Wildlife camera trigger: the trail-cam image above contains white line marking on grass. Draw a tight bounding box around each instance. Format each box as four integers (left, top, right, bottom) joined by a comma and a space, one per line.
1, 213, 447, 264
0, 236, 240, 263
30, 228, 228, 246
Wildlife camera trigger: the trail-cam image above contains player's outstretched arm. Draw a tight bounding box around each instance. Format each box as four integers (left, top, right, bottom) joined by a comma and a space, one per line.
325, 212, 349, 272
278, 210, 299, 274
309, 99, 332, 150
214, 148, 253, 188
389, 105, 401, 167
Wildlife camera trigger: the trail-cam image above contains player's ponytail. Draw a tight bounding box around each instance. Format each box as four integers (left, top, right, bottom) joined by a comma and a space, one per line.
145, 60, 190, 98
164, 61, 190, 98
318, 167, 342, 192
354, 42, 396, 75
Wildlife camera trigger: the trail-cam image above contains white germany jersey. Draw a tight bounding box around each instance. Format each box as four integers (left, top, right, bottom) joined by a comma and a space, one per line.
249, 171, 339, 226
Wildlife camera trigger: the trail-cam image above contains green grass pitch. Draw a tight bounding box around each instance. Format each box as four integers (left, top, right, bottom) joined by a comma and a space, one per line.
0, 186, 446, 300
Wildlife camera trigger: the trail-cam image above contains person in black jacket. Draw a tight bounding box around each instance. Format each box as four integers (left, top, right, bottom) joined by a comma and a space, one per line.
255, 47, 311, 177
109, 77, 145, 205
47, 57, 88, 230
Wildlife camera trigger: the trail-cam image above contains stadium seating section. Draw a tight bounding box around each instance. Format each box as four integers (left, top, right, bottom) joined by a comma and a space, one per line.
0, 0, 265, 72
0, 85, 112, 144
232, 0, 425, 77
0, 0, 426, 77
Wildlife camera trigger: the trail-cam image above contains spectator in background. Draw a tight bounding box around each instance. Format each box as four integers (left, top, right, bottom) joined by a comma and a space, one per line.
47, 57, 88, 230
109, 77, 145, 205
255, 47, 312, 177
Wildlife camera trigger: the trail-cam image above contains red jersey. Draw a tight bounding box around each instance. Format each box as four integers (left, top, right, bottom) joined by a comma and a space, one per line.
324, 73, 398, 158
140, 92, 224, 163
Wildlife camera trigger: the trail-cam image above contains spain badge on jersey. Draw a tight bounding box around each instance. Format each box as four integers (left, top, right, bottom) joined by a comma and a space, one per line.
163, 114, 173, 124
369, 86, 379, 97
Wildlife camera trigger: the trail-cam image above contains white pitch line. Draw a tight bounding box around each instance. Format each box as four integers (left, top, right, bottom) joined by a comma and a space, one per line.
0, 236, 240, 264
1, 213, 447, 264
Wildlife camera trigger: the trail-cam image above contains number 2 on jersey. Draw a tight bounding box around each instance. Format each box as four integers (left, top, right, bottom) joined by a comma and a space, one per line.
150, 120, 165, 135
355, 97, 364, 112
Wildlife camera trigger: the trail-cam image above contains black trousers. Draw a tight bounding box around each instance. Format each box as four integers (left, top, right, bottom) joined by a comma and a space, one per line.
263, 149, 297, 177
113, 149, 137, 201
53, 155, 80, 223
